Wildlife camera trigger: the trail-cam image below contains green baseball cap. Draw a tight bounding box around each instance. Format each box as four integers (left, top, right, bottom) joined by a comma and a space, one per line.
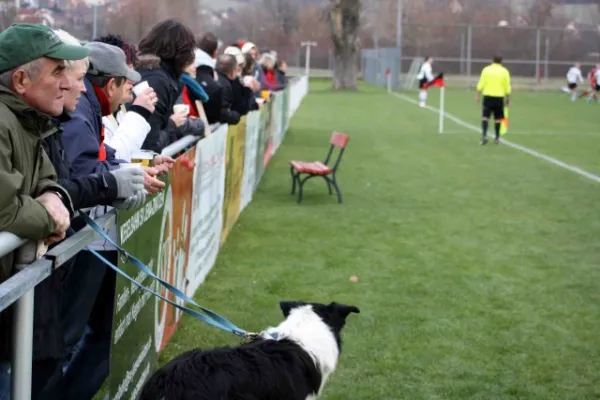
0, 23, 90, 74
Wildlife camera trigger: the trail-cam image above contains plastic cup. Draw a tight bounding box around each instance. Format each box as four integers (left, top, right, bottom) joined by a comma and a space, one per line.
133, 81, 150, 96
173, 104, 190, 116
119, 162, 143, 170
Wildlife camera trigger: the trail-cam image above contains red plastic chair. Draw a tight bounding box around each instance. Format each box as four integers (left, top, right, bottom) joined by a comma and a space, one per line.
289, 132, 349, 204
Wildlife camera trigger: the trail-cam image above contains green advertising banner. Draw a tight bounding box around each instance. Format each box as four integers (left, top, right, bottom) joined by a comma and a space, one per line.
110, 177, 169, 400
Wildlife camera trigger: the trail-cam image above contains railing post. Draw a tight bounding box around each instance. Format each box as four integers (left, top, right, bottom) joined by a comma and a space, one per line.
11, 241, 44, 400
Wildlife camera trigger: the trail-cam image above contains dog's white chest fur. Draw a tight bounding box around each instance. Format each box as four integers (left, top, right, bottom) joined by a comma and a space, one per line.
264, 305, 340, 396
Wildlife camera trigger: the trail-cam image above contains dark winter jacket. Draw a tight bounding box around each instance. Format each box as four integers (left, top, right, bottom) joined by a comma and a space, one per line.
44, 112, 119, 209
61, 79, 124, 177
230, 77, 255, 116
195, 50, 224, 125
136, 54, 181, 153
216, 72, 241, 125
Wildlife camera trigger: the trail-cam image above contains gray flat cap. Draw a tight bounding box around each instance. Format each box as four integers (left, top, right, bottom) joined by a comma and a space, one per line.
85, 41, 141, 83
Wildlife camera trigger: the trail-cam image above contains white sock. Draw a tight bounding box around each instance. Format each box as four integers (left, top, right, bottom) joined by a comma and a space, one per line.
571, 93, 577, 102
419, 90, 427, 104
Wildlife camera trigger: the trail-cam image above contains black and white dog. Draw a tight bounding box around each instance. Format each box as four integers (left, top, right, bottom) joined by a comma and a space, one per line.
140, 301, 360, 400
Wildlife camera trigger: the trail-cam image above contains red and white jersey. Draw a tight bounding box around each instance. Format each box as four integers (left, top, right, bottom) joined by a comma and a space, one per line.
588, 68, 597, 86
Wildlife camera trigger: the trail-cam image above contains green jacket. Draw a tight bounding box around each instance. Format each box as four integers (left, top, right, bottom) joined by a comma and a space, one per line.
0, 85, 73, 284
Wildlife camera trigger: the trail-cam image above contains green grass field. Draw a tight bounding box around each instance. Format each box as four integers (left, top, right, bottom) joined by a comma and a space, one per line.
161, 80, 600, 399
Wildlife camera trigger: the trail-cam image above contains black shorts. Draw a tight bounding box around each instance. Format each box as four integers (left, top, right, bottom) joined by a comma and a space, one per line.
568, 82, 577, 90
418, 78, 428, 89
482, 96, 504, 120
595, 84, 600, 92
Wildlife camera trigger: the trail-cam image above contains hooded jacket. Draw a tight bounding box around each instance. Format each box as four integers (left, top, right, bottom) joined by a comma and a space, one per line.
0, 85, 74, 362
136, 54, 181, 153
195, 49, 224, 125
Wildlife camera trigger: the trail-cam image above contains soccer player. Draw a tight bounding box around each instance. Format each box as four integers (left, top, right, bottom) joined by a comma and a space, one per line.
566, 63, 584, 102
588, 64, 599, 104
417, 56, 434, 108
476, 55, 511, 145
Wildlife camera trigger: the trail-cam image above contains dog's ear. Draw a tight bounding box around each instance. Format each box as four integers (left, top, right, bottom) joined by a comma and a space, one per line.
329, 302, 360, 319
279, 301, 306, 317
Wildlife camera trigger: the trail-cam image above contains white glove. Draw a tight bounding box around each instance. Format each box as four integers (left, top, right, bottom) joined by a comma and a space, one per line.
112, 190, 146, 210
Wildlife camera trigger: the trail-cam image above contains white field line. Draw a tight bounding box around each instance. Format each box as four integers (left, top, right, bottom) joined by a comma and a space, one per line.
441, 130, 600, 136
391, 91, 600, 184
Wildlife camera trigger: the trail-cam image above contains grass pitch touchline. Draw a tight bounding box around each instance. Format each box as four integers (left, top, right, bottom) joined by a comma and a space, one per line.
391, 91, 600, 184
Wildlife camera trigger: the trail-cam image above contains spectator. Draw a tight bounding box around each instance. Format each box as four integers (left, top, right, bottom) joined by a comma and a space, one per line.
215, 54, 241, 125
260, 52, 281, 91
242, 53, 262, 111
224, 46, 257, 116
173, 58, 208, 138
56, 41, 168, 400
195, 32, 224, 124
0, 23, 89, 398
47, 29, 146, 210
136, 18, 197, 153
60, 42, 137, 174
241, 41, 265, 89
94, 34, 156, 161
276, 59, 288, 87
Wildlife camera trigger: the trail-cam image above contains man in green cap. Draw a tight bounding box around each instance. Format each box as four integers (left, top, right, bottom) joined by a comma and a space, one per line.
0, 23, 90, 399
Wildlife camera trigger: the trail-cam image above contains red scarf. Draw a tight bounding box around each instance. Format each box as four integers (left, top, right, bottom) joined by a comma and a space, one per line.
265, 69, 277, 86
92, 84, 113, 162
181, 86, 199, 118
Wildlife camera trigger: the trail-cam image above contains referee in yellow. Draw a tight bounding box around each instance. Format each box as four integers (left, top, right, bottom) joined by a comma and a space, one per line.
476, 55, 511, 145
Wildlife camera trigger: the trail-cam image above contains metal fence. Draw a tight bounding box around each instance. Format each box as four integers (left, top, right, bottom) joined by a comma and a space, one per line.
362, 23, 600, 89
0, 127, 220, 400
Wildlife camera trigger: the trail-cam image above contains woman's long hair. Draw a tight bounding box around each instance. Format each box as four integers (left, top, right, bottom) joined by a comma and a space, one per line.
138, 19, 196, 78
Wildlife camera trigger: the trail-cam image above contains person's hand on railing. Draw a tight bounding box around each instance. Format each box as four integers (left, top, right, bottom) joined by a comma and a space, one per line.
37, 192, 70, 243
152, 155, 175, 175
112, 190, 147, 210
110, 166, 145, 199
142, 166, 165, 194
133, 87, 157, 113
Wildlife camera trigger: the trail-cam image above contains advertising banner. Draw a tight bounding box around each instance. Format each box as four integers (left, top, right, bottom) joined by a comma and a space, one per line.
221, 117, 247, 243
186, 125, 228, 294
110, 182, 168, 400
154, 148, 195, 352
241, 111, 260, 211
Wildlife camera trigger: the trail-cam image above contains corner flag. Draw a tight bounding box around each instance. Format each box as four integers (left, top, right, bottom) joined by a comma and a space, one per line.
500, 107, 509, 136
425, 73, 445, 89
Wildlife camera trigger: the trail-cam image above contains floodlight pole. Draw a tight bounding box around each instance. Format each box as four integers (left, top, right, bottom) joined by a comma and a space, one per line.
301, 41, 317, 77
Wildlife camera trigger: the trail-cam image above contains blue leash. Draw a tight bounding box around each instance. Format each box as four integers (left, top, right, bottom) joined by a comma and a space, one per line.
78, 213, 254, 339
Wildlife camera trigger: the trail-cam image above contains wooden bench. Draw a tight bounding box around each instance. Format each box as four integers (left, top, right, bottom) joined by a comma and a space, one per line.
289, 132, 349, 204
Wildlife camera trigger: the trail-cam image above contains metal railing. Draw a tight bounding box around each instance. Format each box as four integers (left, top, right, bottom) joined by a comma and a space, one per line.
0, 130, 212, 400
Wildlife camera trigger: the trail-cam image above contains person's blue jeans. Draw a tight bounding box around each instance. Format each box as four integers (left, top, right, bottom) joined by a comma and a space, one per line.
59, 250, 116, 400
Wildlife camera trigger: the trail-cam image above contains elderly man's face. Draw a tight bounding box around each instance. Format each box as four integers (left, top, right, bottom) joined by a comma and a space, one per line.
15, 57, 70, 116
105, 78, 127, 113
64, 59, 87, 113
121, 64, 135, 104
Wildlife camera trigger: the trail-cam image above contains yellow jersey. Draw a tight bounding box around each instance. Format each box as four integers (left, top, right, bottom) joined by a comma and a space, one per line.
476, 63, 511, 97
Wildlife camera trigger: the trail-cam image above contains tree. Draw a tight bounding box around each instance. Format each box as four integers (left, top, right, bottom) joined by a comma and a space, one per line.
327, 0, 361, 90
262, 0, 299, 37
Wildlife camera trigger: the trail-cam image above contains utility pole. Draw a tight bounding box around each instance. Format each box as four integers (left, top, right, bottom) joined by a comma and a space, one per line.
396, 0, 403, 82
300, 41, 317, 77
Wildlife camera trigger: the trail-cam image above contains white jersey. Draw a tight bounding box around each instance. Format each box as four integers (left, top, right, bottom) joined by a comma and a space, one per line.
595, 69, 600, 83
566, 67, 583, 84
417, 62, 434, 82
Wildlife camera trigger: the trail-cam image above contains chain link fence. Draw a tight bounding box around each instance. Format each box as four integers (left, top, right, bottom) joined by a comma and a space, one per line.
362, 23, 600, 90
